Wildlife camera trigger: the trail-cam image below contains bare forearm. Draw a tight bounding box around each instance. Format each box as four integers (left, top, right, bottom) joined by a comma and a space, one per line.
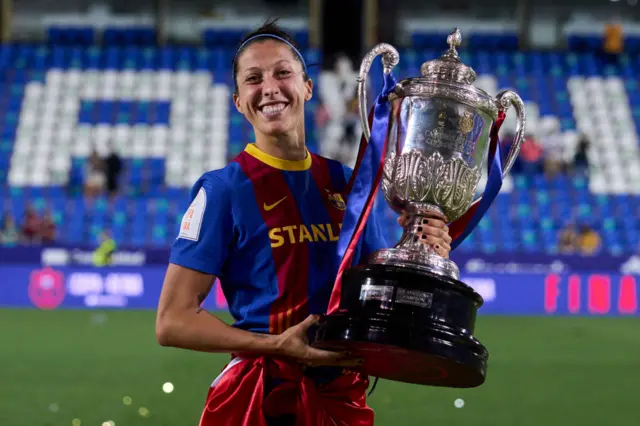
157, 309, 281, 355
156, 265, 284, 356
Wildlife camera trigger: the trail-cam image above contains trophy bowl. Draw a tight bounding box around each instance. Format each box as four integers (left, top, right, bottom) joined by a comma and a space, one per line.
312, 28, 525, 388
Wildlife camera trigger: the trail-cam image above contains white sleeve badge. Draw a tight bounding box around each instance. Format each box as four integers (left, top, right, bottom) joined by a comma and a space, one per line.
178, 187, 206, 241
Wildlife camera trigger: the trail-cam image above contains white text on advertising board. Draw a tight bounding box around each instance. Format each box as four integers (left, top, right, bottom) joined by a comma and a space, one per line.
67, 272, 144, 307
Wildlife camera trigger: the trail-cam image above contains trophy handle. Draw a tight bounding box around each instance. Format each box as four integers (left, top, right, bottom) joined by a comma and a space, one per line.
494, 90, 526, 176
468, 90, 525, 206
357, 43, 400, 142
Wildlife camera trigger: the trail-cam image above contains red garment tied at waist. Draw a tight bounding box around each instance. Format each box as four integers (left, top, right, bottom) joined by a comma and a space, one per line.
200, 357, 374, 426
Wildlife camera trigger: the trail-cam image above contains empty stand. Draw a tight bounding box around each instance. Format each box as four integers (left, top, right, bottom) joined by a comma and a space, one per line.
569, 76, 640, 195
10, 68, 229, 189
1, 30, 638, 253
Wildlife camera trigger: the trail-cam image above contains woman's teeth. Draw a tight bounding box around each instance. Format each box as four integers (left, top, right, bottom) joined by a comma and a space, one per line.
261, 103, 286, 115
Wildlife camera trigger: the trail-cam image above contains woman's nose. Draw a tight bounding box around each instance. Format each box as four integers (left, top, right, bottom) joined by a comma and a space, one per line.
261, 75, 280, 97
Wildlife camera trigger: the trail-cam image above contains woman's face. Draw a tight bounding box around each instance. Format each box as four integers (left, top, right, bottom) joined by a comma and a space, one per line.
233, 39, 312, 139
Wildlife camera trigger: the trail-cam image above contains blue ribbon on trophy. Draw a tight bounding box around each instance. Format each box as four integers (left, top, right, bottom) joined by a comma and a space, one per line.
448, 111, 506, 249
328, 70, 397, 314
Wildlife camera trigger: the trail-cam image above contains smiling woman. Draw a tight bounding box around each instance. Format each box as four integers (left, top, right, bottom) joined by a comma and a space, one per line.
231, 21, 313, 161
155, 18, 453, 426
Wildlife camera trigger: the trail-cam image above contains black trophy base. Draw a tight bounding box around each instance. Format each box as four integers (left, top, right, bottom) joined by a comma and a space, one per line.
312, 264, 488, 388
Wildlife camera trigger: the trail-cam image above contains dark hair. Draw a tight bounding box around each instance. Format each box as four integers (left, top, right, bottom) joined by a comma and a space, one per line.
232, 18, 309, 93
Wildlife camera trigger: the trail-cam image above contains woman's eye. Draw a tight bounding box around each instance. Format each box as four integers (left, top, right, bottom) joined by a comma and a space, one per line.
277, 70, 292, 77
246, 75, 260, 83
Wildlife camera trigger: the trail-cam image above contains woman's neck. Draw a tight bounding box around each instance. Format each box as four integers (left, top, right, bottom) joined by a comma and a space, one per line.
254, 132, 306, 161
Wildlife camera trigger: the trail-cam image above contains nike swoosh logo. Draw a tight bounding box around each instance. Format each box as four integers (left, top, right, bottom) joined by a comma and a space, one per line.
264, 196, 287, 211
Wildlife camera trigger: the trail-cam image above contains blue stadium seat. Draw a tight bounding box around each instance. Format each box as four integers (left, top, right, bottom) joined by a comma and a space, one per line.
47, 27, 95, 46
103, 27, 157, 47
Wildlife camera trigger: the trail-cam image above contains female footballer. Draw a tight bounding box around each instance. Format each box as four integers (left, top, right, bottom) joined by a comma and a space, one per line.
156, 20, 452, 426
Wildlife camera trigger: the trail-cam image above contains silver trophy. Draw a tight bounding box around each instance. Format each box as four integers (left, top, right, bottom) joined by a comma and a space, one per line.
312, 29, 525, 388
361, 28, 526, 279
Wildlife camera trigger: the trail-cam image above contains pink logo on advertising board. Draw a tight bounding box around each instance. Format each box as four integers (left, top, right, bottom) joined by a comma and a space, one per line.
28, 268, 66, 310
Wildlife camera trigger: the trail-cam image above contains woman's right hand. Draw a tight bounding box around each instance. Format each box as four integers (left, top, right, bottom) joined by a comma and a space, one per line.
272, 315, 363, 368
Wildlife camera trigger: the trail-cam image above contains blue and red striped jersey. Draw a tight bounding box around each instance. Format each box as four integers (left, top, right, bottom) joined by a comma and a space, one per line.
170, 143, 388, 333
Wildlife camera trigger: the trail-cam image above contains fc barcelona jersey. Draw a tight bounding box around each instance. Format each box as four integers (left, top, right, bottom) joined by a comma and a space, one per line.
170, 143, 388, 334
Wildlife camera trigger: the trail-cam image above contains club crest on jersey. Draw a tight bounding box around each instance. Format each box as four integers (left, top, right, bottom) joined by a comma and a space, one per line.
326, 190, 346, 211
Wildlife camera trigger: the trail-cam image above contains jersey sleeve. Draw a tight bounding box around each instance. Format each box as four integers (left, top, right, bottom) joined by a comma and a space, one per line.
340, 164, 389, 264
169, 173, 235, 276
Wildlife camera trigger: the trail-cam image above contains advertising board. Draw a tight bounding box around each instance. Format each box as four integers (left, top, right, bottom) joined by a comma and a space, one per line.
2, 265, 637, 316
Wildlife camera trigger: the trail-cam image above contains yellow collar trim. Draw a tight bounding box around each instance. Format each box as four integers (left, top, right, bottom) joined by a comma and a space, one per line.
244, 143, 312, 171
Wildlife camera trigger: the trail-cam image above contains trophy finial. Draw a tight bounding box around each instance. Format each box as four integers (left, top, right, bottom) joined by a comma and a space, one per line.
419, 26, 475, 84
444, 28, 462, 60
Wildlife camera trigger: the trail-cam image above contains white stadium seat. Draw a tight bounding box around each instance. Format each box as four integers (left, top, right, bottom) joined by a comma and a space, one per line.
11, 69, 226, 187
8, 168, 28, 186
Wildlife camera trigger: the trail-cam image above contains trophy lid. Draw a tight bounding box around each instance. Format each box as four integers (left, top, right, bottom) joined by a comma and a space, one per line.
388, 28, 497, 118
419, 28, 477, 85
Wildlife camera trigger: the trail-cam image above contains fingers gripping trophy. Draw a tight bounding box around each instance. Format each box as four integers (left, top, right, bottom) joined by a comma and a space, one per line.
313, 29, 526, 388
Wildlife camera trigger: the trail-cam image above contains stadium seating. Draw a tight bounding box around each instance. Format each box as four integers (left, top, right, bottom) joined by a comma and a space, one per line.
371, 33, 640, 254
1, 29, 639, 253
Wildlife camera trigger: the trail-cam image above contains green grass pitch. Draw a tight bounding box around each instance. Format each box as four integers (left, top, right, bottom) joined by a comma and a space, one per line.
1, 309, 638, 426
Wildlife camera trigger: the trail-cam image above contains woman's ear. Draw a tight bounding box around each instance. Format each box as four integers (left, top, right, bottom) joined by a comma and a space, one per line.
233, 93, 243, 114
304, 78, 313, 101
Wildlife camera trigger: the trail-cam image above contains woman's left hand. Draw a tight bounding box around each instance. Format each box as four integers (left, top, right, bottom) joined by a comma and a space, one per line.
397, 211, 453, 258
